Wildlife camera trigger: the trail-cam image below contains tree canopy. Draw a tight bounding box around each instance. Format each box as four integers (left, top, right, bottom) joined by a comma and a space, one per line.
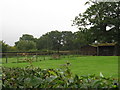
15, 34, 36, 51
73, 1, 120, 43
36, 30, 88, 52
16, 40, 36, 51
0, 41, 8, 52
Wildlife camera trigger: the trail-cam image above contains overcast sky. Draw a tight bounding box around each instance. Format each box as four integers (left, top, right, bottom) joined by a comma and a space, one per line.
0, 0, 89, 46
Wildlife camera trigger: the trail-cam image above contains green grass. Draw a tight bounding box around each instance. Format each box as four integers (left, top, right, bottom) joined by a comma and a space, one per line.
2, 56, 118, 78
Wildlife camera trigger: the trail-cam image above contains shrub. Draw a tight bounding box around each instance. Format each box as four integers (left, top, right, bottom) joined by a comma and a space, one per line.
2, 65, 118, 89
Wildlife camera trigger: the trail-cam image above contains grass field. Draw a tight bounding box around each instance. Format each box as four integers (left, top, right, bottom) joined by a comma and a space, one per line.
2, 55, 118, 78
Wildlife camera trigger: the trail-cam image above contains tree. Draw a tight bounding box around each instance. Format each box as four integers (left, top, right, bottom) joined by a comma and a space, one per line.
36, 31, 76, 52
0, 41, 13, 52
73, 1, 120, 43
20, 34, 35, 41
0, 41, 9, 52
16, 40, 36, 51
61, 31, 74, 50
36, 35, 52, 50
7, 46, 17, 52
49, 31, 62, 52
0, 41, 18, 52
15, 34, 37, 51
73, 31, 88, 49
15, 34, 36, 46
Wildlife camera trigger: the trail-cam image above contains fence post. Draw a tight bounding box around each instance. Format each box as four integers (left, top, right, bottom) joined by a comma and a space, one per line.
44, 55, 45, 60
36, 53, 37, 62
6, 56, 8, 63
17, 54, 19, 63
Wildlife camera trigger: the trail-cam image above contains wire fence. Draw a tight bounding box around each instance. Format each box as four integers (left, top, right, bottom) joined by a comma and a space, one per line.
2, 54, 81, 64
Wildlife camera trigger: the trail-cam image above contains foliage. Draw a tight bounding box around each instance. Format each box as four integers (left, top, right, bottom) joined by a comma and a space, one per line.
61, 31, 74, 50
36, 34, 53, 50
19, 34, 35, 41
15, 34, 37, 51
0, 41, 9, 52
73, 1, 120, 43
0, 41, 18, 53
2, 64, 118, 89
15, 34, 36, 46
12, 30, 96, 51
7, 46, 17, 52
16, 40, 36, 51
36, 30, 88, 51
48, 31, 62, 52
37, 30, 63, 52
73, 31, 90, 49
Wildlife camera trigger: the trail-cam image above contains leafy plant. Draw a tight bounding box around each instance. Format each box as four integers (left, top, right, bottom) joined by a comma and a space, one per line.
2, 63, 118, 89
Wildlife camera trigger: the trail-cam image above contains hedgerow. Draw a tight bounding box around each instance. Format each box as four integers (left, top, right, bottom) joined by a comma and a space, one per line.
2, 64, 118, 89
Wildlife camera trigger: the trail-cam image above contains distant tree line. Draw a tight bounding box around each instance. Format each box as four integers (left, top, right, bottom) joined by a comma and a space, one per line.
0, 41, 17, 53
0, 30, 90, 53
1, 1, 119, 53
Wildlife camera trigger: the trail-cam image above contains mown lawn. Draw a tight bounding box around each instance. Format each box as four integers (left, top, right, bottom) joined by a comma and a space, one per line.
2, 56, 118, 78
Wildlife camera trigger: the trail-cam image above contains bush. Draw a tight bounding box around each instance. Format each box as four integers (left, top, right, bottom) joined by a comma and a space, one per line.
2, 65, 118, 89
